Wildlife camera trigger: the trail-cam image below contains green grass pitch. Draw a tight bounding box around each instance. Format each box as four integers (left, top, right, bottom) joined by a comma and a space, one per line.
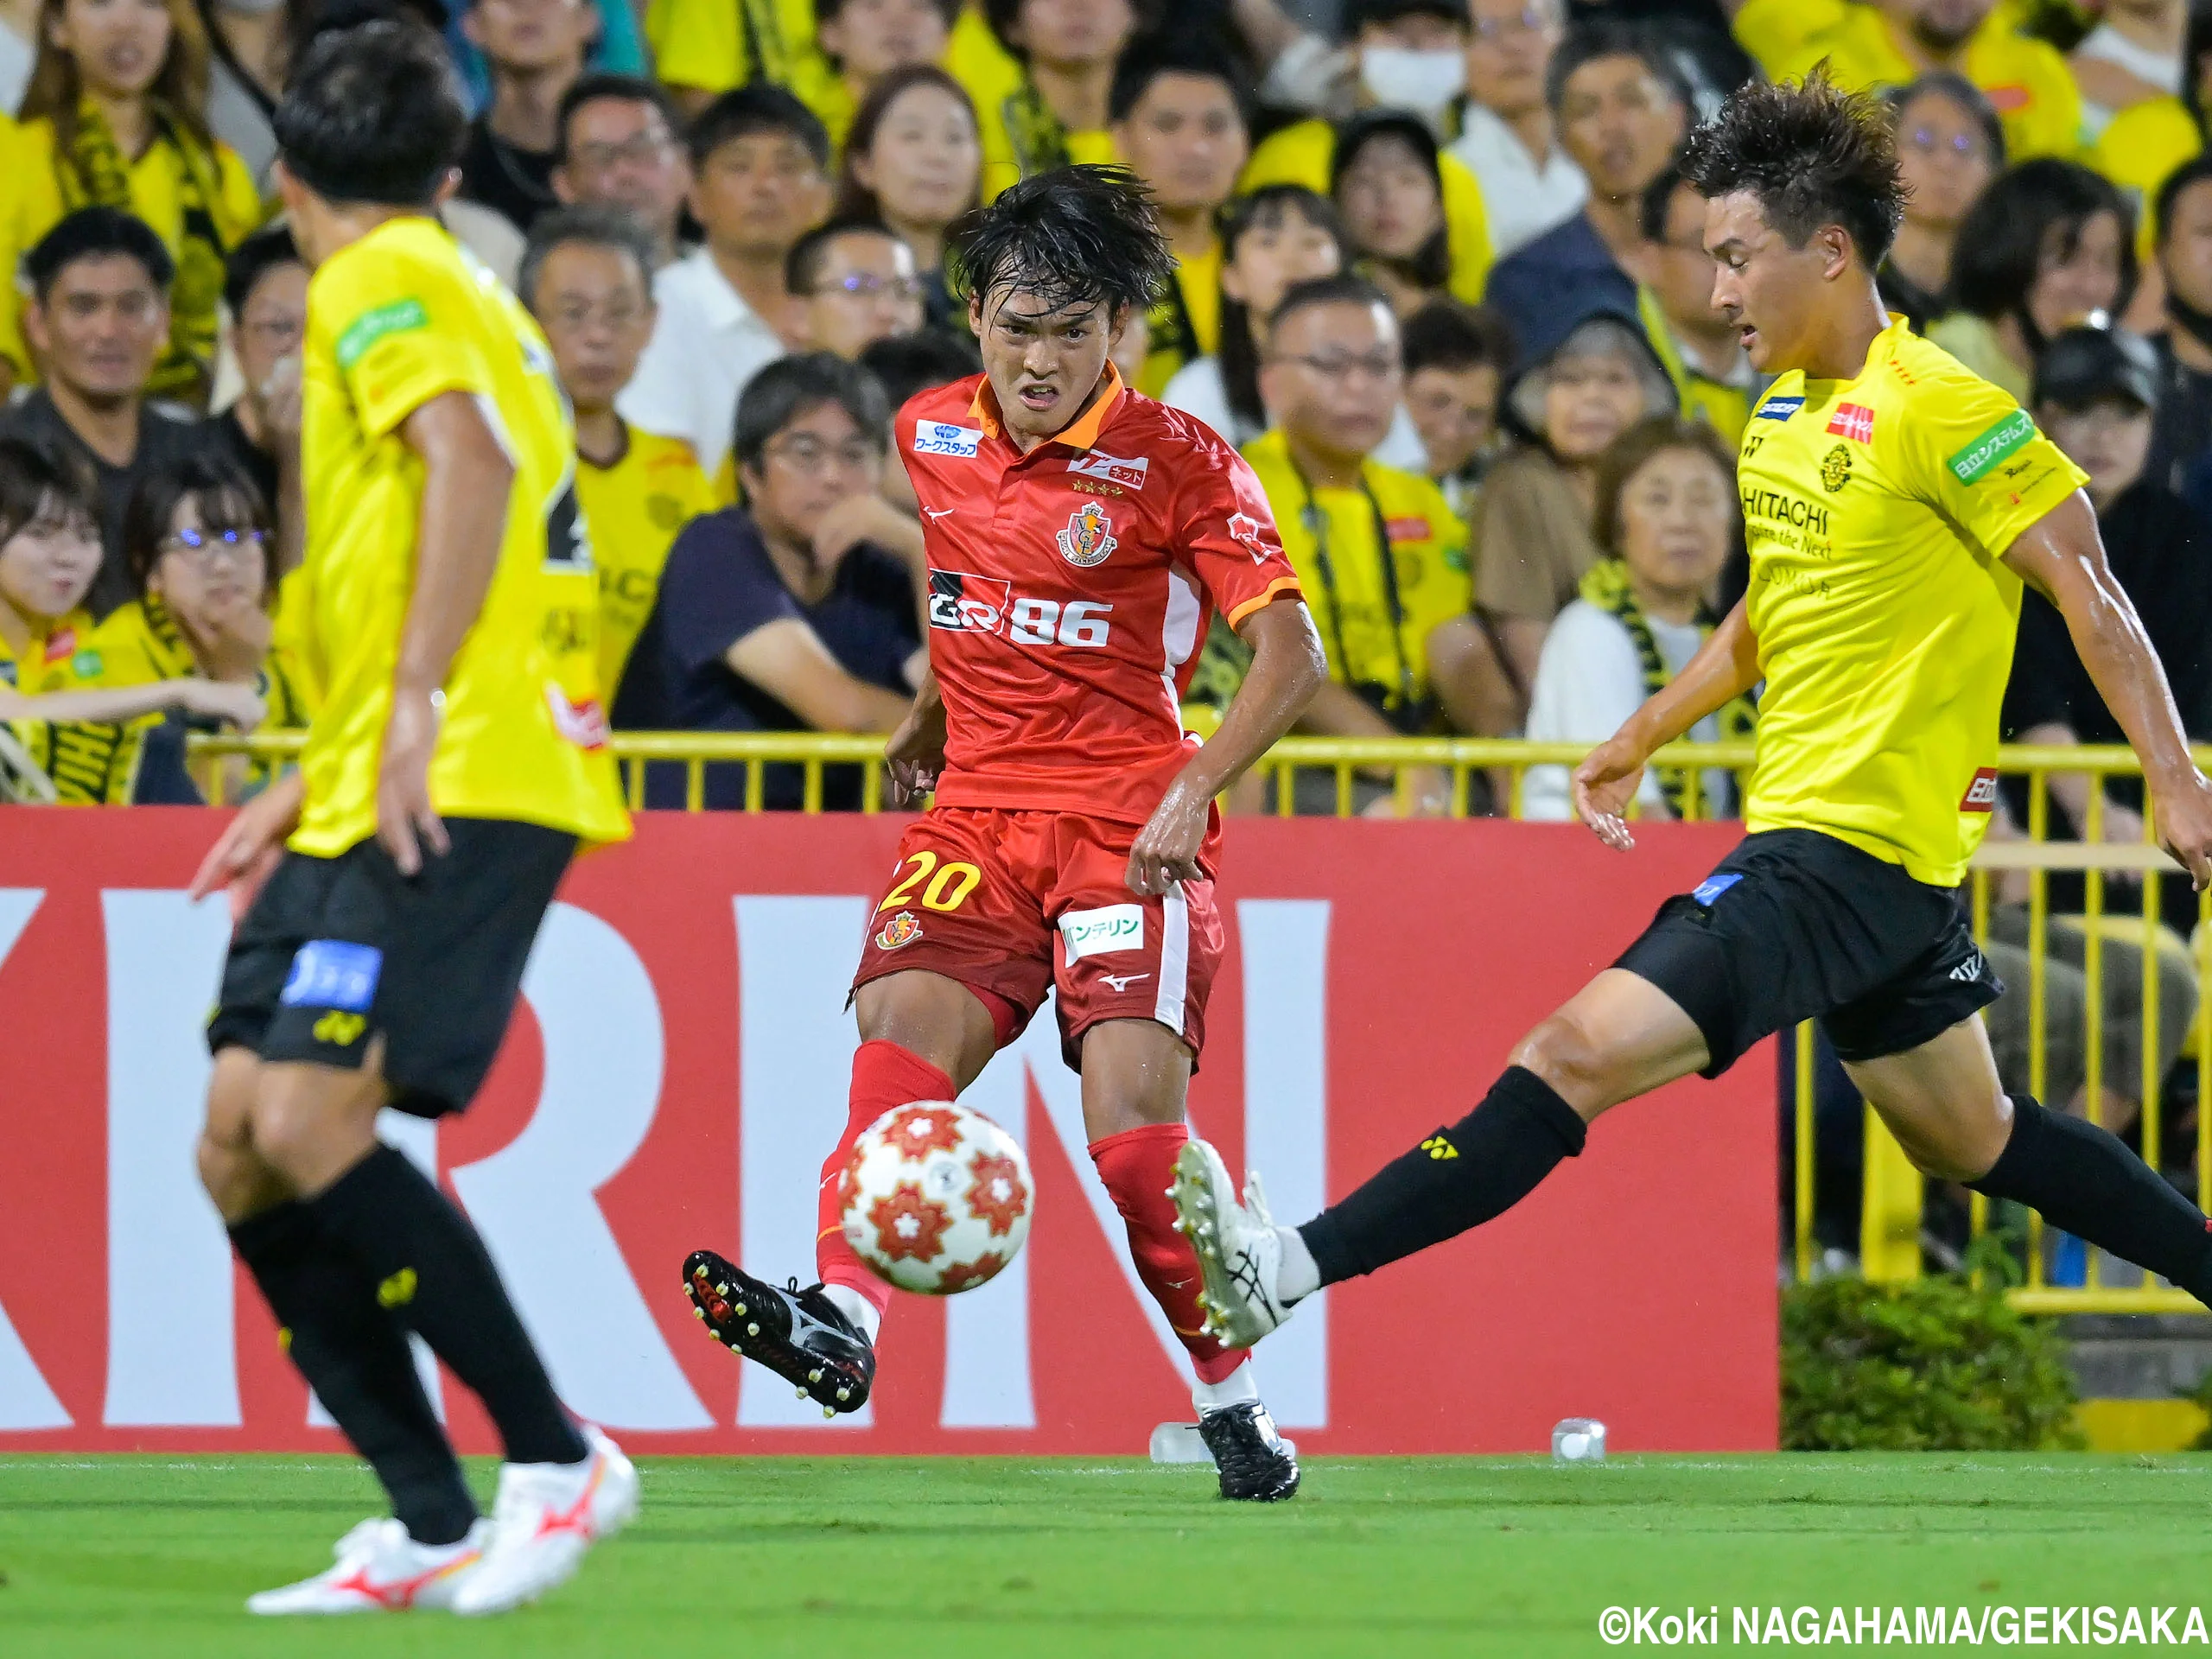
3, 1453, 2209, 1656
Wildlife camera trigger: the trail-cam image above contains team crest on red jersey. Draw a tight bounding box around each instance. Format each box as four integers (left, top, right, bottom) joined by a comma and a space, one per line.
1056, 500, 1118, 568
875, 911, 923, 950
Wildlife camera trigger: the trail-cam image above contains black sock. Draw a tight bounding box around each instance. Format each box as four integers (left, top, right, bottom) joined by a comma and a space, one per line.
1299, 1065, 1587, 1287
310, 1146, 587, 1465
1968, 1095, 2212, 1301
230, 1202, 477, 1545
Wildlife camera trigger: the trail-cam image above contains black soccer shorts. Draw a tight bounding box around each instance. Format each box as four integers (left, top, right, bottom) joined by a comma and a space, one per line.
1613, 827, 2003, 1077
208, 817, 575, 1117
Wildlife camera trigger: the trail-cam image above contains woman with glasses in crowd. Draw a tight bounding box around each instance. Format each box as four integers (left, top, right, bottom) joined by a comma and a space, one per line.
835, 64, 983, 335
1879, 73, 2002, 334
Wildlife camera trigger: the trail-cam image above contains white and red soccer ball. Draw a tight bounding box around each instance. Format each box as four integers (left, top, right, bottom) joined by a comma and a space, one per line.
839, 1102, 1033, 1294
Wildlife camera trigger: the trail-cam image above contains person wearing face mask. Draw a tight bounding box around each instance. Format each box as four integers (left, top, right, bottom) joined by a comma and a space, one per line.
1521, 416, 1751, 823
1932, 159, 2139, 404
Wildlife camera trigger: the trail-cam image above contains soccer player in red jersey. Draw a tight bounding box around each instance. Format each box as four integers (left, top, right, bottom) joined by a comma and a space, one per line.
683, 165, 1327, 1500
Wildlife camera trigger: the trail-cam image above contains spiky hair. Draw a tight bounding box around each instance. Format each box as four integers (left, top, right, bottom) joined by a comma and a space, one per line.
950, 164, 1175, 319
1680, 68, 1907, 268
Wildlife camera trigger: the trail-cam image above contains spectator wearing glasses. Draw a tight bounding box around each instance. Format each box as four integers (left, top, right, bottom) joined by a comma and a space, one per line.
455, 0, 599, 236
1448, 0, 1586, 261
203, 226, 305, 512
614, 353, 925, 810
2148, 155, 2212, 493
550, 73, 692, 268
786, 218, 926, 359
835, 66, 983, 334
1878, 74, 2003, 333
618, 86, 832, 485
1633, 159, 1755, 448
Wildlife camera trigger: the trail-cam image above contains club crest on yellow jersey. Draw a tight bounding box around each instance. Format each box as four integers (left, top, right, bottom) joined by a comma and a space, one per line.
1819, 444, 1853, 494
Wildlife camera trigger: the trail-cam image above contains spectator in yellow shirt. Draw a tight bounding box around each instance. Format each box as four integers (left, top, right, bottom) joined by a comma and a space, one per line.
963, 0, 1140, 199
1, 0, 263, 406
1722, 0, 2082, 162
834, 64, 983, 333
520, 205, 717, 708
2088, 7, 2210, 258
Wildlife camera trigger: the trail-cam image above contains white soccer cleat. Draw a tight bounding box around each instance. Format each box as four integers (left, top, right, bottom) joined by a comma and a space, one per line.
246, 1516, 488, 1615
1170, 1139, 1295, 1349
450, 1424, 639, 1617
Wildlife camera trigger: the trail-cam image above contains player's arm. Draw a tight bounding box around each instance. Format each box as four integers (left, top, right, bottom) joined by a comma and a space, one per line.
1570, 598, 1762, 852
1128, 595, 1327, 896
378, 390, 518, 875
885, 661, 945, 807
2002, 492, 2212, 887
723, 618, 914, 734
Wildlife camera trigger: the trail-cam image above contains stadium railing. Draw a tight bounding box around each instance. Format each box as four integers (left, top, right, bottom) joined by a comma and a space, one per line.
190, 731, 2212, 1313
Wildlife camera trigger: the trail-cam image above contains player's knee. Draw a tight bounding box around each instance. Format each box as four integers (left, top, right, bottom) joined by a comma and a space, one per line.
247, 1068, 376, 1192
1510, 1014, 1619, 1116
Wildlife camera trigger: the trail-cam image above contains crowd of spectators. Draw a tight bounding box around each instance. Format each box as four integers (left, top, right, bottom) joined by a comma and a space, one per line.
1, 0, 2210, 849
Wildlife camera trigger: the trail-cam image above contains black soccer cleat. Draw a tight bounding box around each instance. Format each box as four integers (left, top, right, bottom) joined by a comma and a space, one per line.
1198, 1402, 1300, 1502
682, 1249, 875, 1416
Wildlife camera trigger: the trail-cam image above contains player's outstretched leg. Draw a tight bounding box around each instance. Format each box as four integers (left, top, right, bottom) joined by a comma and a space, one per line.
683, 1250, 877, 1414
1178, 970, 1707, 1346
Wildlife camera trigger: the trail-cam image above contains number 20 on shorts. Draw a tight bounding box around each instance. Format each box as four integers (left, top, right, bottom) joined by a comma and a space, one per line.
880, 850, 982, 913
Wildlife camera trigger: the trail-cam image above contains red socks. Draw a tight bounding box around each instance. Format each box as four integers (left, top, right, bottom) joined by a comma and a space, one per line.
817, 1039, 956, 1319
1089, 1122, 1250, 1385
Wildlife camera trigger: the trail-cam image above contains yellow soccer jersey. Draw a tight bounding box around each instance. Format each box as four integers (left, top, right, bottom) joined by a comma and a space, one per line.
290, 216, 629, 857
1732, 0, 2082, 162
573, 424, 715, 700
2088, 96, 2202, 259
0, 607, 149, 803
1736, 315, 2088, 887
92, 594, 316, 792
1244, 429, 1471, 715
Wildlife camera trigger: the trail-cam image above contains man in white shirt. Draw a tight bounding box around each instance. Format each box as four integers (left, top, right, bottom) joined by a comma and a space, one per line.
618, 86, 830, 481
1446, 0, 1586, 260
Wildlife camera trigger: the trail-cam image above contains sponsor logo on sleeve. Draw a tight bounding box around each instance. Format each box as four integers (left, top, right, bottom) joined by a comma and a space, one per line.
1690, 874, 1741, 906
912, 421, 982, 458
1058, 903, 1144, 962
1754, 394, 1804, 422
1227, 512, 1270, 563
1947, 410, 2037, 484
334, 298, 429, 369
1961, 767, 1999, 812
1055, 501, 1117, 567
279, 940, 383, 1012
1067, 451, 1148, 490
1826, 402, 1875, 442
927, 569, 1012, 633
543, 683, 610, 750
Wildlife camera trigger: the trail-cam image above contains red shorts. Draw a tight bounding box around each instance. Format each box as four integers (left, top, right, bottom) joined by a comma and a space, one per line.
851, 805, 1225, 1070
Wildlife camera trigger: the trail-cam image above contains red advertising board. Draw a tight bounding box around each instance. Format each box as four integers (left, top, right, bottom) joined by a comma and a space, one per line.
0, 810, 1777, 1455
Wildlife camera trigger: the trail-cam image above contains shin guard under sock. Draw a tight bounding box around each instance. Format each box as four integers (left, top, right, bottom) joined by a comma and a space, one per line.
1300, 1065, 1587, 1287
230, 1201, 475, 1544
1090, 1122, 1250, 1385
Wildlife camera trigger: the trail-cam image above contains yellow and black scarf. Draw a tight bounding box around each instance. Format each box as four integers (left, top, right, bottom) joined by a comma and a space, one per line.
1579, 559, 1757, 821
60, 99, 231, 401
1001, 77, 1069, 181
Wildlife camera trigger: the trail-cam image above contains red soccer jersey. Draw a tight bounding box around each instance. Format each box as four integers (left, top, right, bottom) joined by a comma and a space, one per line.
899, 366, 1302, 823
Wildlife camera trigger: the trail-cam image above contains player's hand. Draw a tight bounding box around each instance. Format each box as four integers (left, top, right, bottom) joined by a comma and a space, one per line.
1128, 775, 1207, 897
189, 768, 302, 921
174, 677, 267, 729
2148, 766, 2212, 891
884, 702, 945, 809
1572, 735, 1649, 853
376, 684, 449, 878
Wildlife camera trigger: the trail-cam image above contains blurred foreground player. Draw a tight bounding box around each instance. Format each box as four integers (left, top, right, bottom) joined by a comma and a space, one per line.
1176, 75, 2212, 1356
683, 165, 1328, 1501
187, 22, 637, 1615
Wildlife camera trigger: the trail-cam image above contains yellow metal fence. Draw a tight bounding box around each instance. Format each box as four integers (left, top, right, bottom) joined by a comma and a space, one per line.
189, 731, 2212, 1313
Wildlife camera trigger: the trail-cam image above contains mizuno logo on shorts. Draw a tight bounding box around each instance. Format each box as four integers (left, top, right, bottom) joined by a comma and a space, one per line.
281, 940, 383, 1012
1960, 768, 1999, 811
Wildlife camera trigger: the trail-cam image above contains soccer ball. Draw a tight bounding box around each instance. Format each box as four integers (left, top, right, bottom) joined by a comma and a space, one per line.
839, 1102, 1032, 1294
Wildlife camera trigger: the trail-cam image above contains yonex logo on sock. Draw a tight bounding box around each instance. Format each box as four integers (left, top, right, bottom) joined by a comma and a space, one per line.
1421, 1135, 1459, 1160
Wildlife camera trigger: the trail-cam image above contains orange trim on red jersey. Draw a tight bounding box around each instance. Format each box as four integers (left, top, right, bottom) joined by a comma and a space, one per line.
967, 365, 1127, 450
1224, 575, 1303, 628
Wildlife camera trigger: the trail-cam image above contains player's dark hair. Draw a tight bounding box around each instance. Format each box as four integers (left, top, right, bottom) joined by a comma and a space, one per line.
1266, 271, 1395, 342
785, 216, 904, 298
688, 81, 832, 172
122, 448, 277, 598
1332, 111, 1451, 296
1545, 20, 1692, 118
222, 225, 302, 319
1680, 70, 1906, 269
1343, 0, 1468, 29
836, 66, 982, 225
1882, 73, 2005, 175
274, 20, 469, 208
1108, 32, 1248, 127
1591, 415, 1737, 559
1216, 186, 1345, 435
23, 207, 175, 302
2155, 154, 2212, 251
981, 0, 1159, 65
0, 432, 99, 550
517, 205, 659, 311
858, 330, 982, 410
1949, 158, 2137, 333
732, 352, 893, 474
950, 163, 1175, 321
1402, 297, 1513, 378
553, 72, 683, 168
